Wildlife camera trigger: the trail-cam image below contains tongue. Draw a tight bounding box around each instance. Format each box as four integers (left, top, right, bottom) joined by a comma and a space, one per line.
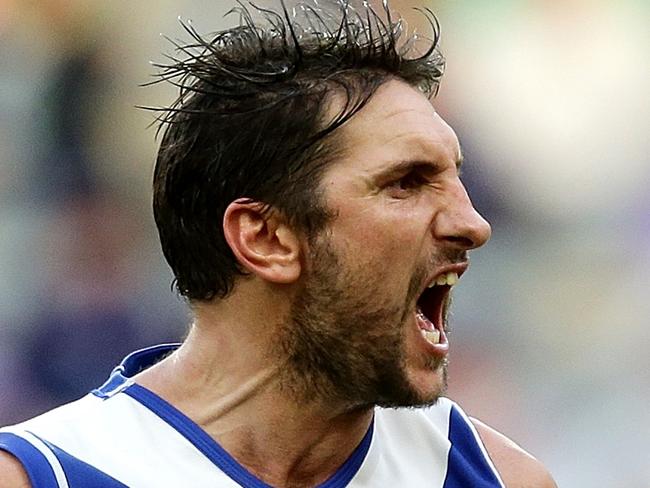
416, 307, 435, 332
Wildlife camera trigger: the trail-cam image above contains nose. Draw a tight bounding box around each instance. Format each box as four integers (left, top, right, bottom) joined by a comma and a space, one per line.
434, 181, 492, 250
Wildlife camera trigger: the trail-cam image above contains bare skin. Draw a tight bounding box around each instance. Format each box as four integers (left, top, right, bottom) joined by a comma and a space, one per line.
0, 452, 30, 488
472, 419, 558, 488
0, 80, 556, 487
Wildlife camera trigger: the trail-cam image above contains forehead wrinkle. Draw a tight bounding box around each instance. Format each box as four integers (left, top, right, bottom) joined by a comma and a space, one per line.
365, 110, 458, 159
338, 132, 459, 188
382, 130, 458, 165
380, 105, 434, 123
362, 103, 436, 138
328, 81, 461, 175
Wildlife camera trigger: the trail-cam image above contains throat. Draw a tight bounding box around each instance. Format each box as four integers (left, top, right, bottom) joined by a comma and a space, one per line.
214, 407, 373, 488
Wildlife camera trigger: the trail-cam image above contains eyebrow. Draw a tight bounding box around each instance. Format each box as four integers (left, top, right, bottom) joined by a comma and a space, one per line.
371, 151, 464, 182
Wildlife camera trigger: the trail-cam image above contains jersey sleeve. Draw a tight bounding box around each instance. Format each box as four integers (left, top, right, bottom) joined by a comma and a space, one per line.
0, 428, 128, 488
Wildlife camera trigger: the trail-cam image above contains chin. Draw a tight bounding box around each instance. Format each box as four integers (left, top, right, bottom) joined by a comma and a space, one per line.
375, 360, 448, 409
408, 361, 448, 405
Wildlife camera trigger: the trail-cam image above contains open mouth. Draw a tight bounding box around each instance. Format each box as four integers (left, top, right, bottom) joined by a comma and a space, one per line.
415, 271, 457, 346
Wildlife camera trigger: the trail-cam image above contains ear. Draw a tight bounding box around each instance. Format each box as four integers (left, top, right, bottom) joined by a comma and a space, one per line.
223, 199, 302, 284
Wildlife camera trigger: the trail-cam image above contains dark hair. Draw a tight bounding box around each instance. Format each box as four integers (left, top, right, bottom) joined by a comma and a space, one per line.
149, 0, 445, 301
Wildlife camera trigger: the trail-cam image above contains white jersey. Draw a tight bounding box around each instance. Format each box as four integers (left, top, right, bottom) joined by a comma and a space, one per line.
0, 344, 505, 487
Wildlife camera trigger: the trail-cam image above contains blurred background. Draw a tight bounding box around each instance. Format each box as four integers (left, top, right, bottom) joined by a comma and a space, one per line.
0, 0, 648, 485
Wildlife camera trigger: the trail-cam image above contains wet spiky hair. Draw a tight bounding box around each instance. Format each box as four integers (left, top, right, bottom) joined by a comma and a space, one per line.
149, 0, 445, 300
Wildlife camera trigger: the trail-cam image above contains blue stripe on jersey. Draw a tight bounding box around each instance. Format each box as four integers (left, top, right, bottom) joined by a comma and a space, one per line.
443, 406, 502, 488
35, 434, 129, 488
0, 432, 59, 488
124, 382, 373, 488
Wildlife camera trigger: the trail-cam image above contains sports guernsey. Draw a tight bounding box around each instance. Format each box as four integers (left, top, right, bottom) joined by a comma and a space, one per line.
0, 344, 505, 487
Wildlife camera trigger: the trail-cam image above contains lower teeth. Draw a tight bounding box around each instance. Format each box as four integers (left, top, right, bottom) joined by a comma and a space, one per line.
422, 329, 440, 344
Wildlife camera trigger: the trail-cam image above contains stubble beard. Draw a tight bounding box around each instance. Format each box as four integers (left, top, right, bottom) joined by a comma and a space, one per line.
274, 234, 448, 412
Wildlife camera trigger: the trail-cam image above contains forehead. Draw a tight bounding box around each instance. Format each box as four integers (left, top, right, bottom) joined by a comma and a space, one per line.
331, 79, 461, 172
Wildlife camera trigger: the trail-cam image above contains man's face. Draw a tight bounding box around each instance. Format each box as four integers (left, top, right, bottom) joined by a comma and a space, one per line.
278, 80, 491, 409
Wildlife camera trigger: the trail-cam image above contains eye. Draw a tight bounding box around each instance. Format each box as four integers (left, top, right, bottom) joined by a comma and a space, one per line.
386, 171, 428, 197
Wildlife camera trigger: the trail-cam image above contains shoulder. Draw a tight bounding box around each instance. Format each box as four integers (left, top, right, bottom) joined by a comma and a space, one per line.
470, 417, 557, 488
0, 451, 31, 488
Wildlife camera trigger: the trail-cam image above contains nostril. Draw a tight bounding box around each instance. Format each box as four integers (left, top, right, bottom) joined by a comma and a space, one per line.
446, 235, 475, 248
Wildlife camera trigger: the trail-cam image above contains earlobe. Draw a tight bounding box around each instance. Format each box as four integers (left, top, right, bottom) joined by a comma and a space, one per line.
223, 200, 301, 284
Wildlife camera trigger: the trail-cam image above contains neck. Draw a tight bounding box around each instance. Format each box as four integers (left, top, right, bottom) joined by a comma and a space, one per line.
135, 293, 373, 488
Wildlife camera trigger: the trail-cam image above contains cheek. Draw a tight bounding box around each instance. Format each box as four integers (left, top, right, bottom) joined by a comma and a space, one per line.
352, 224, 424, 267
328, 199, 431, 278
338, 227, 407, 271
331, 227, 423, 300
338, 203, 425, 245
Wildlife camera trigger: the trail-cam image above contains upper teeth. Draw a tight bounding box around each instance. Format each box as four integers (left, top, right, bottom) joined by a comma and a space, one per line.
429, 272, 458, 288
